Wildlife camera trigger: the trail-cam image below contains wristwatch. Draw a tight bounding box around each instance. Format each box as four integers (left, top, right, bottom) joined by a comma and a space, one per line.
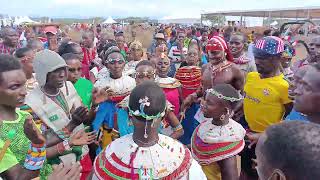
63, 140, 72, 151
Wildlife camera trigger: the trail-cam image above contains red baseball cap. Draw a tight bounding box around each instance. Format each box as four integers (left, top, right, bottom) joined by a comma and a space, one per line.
43, 26, 57, 35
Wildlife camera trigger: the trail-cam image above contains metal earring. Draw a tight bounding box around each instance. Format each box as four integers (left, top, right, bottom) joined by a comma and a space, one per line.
128, 118, 133, 126
220, 114, 225, 121
144, 121, 148, 138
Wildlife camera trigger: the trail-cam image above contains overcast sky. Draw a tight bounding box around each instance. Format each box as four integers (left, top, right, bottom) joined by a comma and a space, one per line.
1, 0, 320, 18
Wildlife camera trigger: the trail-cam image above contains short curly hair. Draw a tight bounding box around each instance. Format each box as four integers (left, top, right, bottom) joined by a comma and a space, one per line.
0, 55, 22, 84
261, 121, 320, 180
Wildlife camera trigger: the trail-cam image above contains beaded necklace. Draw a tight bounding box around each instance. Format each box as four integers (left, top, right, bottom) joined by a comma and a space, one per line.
211, 61, 232, 84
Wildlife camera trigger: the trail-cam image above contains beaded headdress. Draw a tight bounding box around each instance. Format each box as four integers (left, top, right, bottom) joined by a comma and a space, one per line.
128, 96, 166, 138
128, 96, 165, 121
206, 88, 243, 102
104, 46, 125, 64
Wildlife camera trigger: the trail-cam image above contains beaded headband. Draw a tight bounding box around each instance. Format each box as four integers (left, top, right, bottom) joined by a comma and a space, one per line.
104, 45, 122, 58
128, 96, 166, 121
206, 88, 243, 102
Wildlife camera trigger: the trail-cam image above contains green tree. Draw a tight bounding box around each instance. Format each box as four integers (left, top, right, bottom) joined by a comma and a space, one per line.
202, 14, 226, 26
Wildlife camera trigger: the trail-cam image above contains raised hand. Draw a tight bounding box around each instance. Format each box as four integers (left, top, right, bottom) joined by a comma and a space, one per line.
179, 110, 186, 122
92, 86, 115, 104
180, 93, 198, 114
69, 127, 96, 147
23, 115, 46, 144
48, 163, 81, 180
246, 132, 262, 149
71, 106, 88, 126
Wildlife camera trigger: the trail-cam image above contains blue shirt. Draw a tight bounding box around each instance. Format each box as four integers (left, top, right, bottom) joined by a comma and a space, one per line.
201, 54, 208, 65
43, 42, 49, 49
179, 103, 200, 145
285, 109, 308, 121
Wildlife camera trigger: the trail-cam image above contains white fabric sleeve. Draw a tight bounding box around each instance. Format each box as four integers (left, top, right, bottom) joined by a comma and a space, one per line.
188, 159, 207, 180
90, 67, 99, 78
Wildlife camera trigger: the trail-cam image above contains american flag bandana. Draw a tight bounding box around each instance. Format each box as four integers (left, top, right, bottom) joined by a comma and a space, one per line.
255, 36, 284, 55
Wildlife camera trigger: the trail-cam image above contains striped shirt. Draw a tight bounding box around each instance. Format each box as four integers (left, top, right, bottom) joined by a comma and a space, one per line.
168, 46, 187, 63
0, 43, 19, 55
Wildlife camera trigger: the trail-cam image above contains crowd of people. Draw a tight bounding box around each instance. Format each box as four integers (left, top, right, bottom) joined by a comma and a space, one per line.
0, 22, 319, 180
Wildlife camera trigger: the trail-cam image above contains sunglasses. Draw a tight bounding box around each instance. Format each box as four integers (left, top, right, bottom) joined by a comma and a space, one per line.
68, 67, 82, 73
107, 58, 125, 64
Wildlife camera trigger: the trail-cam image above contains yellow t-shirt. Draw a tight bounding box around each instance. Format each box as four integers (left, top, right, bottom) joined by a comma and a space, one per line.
202, 162, 221, 180
248, 34, 253, 43
244, 72, 292, 132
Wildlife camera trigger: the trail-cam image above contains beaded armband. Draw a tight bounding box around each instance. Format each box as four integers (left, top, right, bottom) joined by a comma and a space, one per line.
24, 143, 46, 170
128, 96, 166, 121
172, 124, 183, 132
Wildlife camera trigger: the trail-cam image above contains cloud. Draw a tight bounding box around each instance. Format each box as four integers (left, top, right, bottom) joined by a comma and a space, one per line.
53, 0, 112, 5
0, 0, 319, 18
